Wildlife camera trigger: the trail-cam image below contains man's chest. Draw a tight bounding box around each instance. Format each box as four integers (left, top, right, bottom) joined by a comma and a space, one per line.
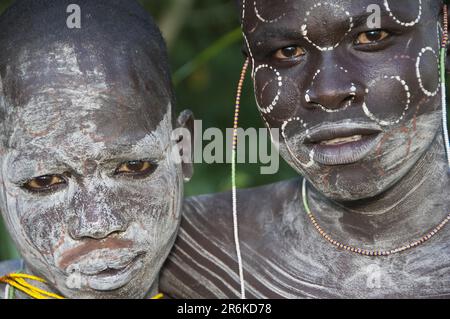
244, 241, 450, 299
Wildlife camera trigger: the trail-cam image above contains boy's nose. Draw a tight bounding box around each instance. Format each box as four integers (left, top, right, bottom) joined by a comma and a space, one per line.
68, 188, 128, 240
69, 207, 128, 240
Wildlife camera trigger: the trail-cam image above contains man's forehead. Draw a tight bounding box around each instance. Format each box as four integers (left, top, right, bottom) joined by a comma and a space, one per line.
243, 0, 429, 32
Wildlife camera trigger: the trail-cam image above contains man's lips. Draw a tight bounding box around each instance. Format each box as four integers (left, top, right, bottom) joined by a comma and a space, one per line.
304, 126, 382, 145
302, 124, 383, 166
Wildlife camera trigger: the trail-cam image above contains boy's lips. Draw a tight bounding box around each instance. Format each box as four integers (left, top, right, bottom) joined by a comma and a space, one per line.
302, 123, 383, 165
65, 248, 146, 291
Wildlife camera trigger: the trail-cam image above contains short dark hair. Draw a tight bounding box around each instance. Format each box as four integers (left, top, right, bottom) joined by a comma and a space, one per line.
0, 0, 174, 125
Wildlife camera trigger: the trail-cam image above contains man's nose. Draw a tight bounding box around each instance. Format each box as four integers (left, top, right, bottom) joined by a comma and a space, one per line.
69, 189, 128, 240
304, 67, 360, 112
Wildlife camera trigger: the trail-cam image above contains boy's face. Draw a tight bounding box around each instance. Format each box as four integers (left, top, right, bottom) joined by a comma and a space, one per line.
0, 43, 184, 298
242, 0, 443, 200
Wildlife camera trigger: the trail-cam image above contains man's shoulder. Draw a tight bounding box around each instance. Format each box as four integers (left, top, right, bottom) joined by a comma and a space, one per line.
163, 178, 303, 298
183, 177, 302, 222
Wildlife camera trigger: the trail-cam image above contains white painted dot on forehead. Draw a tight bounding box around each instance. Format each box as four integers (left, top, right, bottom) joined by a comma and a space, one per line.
384, 0, 422, 27
305, 65, 356, 113
362, 75, 411, 126
301, 2, 353, 52
253, 64, 282, 114
281, 117, 314, 168
416, 47, 440, 97
253, 0, 286, 24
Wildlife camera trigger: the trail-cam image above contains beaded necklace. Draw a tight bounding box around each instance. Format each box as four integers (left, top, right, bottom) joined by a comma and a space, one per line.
0, 273, 163, 299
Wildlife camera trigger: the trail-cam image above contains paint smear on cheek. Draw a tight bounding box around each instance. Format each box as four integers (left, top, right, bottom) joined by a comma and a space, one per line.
375, 111, 440, 174
18, 194, 68, 256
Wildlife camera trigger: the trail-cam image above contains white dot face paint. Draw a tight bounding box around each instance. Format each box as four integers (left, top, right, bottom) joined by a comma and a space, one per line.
240, 0, 447, 203
301, 2, 353, 51
254, 64, 282, 114
416, 47, 440, 97
253, 0, 286, 24
384, 0, 422, 27
281, 117, 315, 169
363, 76, 411, 126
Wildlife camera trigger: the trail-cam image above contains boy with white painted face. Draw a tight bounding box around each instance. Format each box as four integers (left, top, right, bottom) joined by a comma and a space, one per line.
161, 0, 450, 298
0, 0, 193, 299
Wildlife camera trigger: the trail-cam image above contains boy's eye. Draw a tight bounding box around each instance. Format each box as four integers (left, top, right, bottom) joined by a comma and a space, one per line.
114, 160, 157, 177
273, 46, 305, 60
355, 30, 389, 44
23, 175, 66, 192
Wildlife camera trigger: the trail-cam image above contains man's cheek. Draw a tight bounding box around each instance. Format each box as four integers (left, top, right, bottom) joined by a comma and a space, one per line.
254, 69, 303, 124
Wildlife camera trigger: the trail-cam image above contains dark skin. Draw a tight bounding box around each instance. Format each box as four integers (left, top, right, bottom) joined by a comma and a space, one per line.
161, 0, 450, 298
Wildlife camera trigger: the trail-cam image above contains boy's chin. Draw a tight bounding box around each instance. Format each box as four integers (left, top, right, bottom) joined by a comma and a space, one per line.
59, 282, 150, 299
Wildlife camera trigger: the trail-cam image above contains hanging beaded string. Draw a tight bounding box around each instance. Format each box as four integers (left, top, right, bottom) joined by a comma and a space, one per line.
231, 58, 249, 299
441, 5, 450, 169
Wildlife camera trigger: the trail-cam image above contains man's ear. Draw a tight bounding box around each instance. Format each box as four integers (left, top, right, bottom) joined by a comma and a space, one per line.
175, 109, 195, 182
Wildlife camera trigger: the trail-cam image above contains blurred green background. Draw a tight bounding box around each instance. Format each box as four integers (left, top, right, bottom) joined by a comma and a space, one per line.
0, 0, 296, 261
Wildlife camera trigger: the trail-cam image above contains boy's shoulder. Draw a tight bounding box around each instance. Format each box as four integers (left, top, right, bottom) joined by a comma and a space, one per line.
0, 259, 23, 297
0, 259, 22, 277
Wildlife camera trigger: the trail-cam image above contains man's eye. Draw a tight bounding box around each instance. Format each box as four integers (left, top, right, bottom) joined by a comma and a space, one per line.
273, 46, 305, 60
355, 30, 389, 45
23, 175, 66, 192
114, 160, 157, 177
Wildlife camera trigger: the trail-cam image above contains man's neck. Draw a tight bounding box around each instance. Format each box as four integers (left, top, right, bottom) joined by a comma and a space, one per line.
309, 133, 450, 247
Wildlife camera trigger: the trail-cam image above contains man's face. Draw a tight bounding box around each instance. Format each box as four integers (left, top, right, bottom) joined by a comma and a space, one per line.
242, 0, 443, 200
0, 43, 183, 298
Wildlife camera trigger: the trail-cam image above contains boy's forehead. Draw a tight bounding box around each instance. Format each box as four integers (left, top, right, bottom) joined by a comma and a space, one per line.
1, 41, 172, 159
4, 42, 170, 136
6, 107, 172, 171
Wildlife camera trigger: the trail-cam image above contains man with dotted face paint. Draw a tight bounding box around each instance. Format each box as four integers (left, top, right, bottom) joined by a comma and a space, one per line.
161, 0, 450, 298
0, 0, 194, 299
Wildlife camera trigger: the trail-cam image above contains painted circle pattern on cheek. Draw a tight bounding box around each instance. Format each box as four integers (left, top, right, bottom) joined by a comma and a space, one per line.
253, 0, 286, 23
281, 117, 315, 168
253, 64, 282, 114
384, 0, 422, 27
261, 76, 302, 123
415, 47, 440, 97
301, 2, 353, 52
362, 76, 411, 126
